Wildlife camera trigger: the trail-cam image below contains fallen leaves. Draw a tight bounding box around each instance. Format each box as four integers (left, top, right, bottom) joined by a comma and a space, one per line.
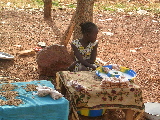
0, 7, 159, 105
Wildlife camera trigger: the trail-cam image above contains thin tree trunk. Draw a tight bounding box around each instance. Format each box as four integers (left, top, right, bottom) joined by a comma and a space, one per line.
60, 0, 95, 46
60, 12, 76, 46
73, 0, 95, 40
44, 0, 52, 19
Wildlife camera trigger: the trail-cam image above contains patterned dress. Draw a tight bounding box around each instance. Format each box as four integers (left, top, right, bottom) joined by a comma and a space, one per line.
72, 39, 99, 71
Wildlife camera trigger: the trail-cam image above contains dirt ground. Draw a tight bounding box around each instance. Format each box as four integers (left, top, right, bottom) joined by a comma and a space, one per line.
0, 5, 160, 120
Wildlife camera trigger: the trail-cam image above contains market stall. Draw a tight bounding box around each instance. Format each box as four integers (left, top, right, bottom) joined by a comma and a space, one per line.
56, 66, 144, 120
0, 80, 69, 120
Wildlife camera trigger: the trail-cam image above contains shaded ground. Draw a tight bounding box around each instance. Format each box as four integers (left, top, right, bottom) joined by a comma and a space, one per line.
0, 5, 160, 120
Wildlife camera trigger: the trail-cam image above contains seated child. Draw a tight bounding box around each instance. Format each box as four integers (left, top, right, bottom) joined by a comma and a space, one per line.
68, 22, 99, 71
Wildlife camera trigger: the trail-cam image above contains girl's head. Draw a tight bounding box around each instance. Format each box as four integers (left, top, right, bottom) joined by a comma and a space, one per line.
80, 22, 98, 43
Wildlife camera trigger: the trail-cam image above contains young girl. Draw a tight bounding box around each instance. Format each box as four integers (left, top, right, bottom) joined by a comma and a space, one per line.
68, 22, 99, 71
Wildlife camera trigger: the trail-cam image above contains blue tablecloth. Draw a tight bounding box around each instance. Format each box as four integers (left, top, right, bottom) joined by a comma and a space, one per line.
0, 80, 69, 120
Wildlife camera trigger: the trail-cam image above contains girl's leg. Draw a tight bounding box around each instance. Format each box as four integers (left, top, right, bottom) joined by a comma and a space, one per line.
78, 65, 88, 71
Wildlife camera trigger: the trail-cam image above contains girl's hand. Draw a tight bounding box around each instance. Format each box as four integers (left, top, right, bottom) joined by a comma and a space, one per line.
92, 66, 96, 70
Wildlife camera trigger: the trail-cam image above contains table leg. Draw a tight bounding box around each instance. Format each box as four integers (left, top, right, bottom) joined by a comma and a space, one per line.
134, 111, 143, 120
71, 107, 79, 120
61, 82, 67, 96
56, 72, 66, 96
56, 72, 60, 90
124, 109, 134, 120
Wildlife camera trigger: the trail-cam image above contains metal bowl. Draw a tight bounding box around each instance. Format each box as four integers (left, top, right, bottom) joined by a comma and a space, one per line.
0, 52, 14, 60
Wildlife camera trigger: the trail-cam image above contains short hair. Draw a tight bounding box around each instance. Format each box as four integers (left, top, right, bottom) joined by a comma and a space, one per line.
79, 22, 97, 34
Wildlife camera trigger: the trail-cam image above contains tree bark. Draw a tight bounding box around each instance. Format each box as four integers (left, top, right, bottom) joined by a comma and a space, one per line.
73, 0, 95, 40
60, 0, 95, 46
60, 12, 76, 46
44, 0, 52, 19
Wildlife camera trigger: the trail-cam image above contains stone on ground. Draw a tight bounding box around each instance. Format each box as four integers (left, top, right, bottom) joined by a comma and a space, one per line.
36, 44, 73, 77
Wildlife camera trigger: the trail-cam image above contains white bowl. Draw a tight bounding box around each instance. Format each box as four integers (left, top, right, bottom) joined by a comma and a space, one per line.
144, 102, 160, 120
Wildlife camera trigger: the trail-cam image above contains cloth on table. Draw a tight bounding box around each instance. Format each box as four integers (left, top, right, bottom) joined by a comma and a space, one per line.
0, 80, 69, 120
59, 71, 144, 112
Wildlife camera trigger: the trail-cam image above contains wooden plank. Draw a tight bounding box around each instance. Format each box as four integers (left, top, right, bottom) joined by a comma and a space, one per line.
56, 72, 60, 90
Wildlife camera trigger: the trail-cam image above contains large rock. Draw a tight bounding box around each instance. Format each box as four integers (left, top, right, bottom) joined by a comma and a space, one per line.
36, 44, 74, 77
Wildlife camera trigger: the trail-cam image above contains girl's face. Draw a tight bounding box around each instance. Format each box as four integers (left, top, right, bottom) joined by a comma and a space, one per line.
86, 27, 98, 43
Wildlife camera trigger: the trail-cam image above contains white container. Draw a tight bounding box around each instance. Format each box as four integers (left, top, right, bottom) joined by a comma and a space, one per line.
144, 102, 160, 120
0, 52, 14, 60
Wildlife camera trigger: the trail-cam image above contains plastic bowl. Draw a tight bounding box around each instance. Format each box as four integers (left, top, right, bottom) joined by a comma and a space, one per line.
77, 109, 106, 117
96, 65, 136, 81
144, 102, 160, 120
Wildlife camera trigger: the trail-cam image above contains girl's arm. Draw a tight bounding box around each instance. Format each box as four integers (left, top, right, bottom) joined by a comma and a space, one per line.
71, 43, 96, 70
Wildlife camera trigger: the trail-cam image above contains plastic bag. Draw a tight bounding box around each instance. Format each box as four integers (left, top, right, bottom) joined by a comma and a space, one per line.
35, 84, 63, 99
50, 90, 63, 100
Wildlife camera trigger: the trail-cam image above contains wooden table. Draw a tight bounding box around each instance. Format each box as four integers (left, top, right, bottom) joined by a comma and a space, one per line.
56, 71, 144, 120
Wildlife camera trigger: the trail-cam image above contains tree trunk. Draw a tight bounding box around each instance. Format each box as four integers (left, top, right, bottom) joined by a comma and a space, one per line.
60, 0, 95, 46
73, 0, 95, 40
60, 12, 76, 46
44, 0, 52, 19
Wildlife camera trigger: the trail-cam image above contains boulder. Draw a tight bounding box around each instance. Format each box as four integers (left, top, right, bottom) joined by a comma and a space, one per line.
36, 44, 74, 77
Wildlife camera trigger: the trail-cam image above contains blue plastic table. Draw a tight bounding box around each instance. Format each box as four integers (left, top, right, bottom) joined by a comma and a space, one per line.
0, 80, 69, 120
